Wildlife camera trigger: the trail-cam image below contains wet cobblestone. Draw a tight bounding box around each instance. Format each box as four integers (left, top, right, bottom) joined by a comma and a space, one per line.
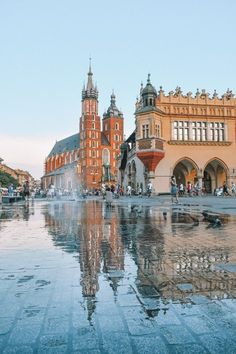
0, 197, 236, 353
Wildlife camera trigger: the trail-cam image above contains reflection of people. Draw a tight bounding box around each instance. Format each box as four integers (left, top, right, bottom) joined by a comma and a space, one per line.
170, 176, 179, 204
105, 187, 113, 207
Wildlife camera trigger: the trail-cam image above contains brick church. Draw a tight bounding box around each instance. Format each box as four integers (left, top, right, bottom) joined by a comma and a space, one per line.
42, 63, 124, 191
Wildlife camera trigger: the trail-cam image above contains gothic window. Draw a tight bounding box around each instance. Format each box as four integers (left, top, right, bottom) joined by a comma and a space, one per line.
92, 132, 95, 139
142, 124, 149, 138
115, 123, 119, 130
92, 150, 96, 158
115, 134, 119, 141
92, 141, 96, 147
92, 122, 95, 129
102, 148, 110, 165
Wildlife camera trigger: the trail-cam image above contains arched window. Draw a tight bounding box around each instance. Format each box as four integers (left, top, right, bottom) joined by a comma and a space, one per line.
92, 122, 95, 129
115, 123, 119, 130
102, 148, 110, 165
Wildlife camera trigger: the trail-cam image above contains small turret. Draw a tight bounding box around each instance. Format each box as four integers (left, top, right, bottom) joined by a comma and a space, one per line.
103, 91, 123, 119
141, 74, 157, 108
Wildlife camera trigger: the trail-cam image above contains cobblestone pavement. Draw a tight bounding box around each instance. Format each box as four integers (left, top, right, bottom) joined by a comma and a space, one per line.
0, 196, 236, 353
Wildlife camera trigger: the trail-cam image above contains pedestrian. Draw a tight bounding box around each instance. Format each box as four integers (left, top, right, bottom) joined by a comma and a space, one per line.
187, 181, 192, 196
223, 181, 229, 196
127, 185, 132, 197
231, 182, 236, 196
8, 183, 14, 197
138, 186, 143, 198
179, 183, 184, 196
0, 182, 2, 205
170, 176, 179, 204
147, 181, 152, 197
23, 180, 30, 202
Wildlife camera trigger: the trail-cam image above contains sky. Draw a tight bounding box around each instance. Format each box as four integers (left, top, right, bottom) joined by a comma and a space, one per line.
0, 0, 235, 178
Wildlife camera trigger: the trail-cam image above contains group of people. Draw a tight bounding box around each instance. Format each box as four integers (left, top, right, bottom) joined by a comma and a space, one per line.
170, 176, 236, 203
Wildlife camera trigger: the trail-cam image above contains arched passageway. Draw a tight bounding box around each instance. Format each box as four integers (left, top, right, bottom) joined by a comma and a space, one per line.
203, 159, 229, 193
173, 158, 198, 188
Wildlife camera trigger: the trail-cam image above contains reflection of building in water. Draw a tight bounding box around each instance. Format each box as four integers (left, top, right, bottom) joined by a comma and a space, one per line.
44, 201, 125, 320
132, 209, 236, 302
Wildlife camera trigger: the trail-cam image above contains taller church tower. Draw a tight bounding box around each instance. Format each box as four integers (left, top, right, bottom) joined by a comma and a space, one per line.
79, 61, 102, 189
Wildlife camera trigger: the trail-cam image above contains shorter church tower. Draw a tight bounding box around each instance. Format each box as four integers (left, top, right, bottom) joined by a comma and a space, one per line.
103, 92, 124, 181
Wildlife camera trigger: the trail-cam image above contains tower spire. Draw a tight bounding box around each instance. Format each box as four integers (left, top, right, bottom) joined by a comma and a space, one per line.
82, 58, 98, 100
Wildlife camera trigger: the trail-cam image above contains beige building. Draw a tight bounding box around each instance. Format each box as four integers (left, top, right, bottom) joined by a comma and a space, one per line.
119, 76, 236, 194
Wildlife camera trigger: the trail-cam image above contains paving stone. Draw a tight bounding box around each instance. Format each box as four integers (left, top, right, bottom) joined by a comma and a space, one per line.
43, 315, 70, 334
132, 335, 169, 354
0, 317, 15, 335
183, 314, 216, 334
98, 315, 125, 332
199, 333, 236, 354
8, 324, 41, 345
38, 334, 68, 353
2, 345, 33, 354
171, 343, 208, 354
72, 327, 99, 351
160, 325, 196, 344
101, 332, 133, 354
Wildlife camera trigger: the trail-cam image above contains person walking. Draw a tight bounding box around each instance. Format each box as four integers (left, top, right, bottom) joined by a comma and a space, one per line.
170, 176, 179, 204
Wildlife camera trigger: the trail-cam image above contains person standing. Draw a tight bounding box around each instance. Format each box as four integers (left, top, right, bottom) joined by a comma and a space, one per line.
147, 181, 152, 197
170, 176, 179, 204
127, 185, 132, 197
23, 180, 30, 202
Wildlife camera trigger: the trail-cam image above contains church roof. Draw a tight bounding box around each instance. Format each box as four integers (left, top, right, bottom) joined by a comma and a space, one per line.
101, 132, 110, 146
48, 133, 80, 158
44, 161, 77, 177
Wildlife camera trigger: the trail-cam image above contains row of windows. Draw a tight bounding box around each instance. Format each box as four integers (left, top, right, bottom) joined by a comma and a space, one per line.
173, 121, 225, 141
104, 123, 120, 130
174, 121, 224, 128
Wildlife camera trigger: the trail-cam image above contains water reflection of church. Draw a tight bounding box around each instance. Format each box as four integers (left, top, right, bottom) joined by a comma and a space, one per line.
44, 202, 236, 321
44, 201, 125, 320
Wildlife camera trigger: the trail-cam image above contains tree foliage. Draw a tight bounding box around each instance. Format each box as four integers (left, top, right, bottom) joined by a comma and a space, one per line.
0, 170, 19, 188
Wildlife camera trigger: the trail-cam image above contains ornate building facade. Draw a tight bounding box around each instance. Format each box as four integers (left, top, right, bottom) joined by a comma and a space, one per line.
42, 63, 124, 191
119, 76, 236, 194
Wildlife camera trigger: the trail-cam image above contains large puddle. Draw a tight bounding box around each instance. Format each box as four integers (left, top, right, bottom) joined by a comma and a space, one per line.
0, 200, 236, 353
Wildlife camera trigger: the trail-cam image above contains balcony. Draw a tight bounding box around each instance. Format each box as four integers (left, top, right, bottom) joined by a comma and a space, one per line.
136, 138, 165, 173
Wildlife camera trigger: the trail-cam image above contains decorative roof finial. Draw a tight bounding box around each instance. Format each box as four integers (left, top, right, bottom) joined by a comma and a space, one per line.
147, 73, 151, 84
89, 57, 92, 74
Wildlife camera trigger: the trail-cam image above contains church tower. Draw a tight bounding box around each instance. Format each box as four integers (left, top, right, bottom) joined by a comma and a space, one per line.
79, 61, 102, 189
103, 92, 124, 181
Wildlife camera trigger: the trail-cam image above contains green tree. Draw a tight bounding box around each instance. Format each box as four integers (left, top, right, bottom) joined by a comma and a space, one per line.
0, 171, 19, 189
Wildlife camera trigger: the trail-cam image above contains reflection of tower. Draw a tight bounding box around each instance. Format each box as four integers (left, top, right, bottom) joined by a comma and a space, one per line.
102, 204, 125, 295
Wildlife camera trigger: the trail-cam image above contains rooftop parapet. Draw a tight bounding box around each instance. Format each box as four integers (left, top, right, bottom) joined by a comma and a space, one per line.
157, 86, 236, 105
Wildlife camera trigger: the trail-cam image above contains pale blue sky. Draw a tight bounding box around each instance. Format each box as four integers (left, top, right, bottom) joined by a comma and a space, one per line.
0, 0, 235, 177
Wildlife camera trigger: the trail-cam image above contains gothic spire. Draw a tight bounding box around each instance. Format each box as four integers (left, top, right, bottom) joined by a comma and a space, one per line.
82, 58, 98, 100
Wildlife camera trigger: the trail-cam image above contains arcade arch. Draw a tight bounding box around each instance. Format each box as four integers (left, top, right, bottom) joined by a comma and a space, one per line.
203, 158, 229, 193
173, 158, 199, 188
